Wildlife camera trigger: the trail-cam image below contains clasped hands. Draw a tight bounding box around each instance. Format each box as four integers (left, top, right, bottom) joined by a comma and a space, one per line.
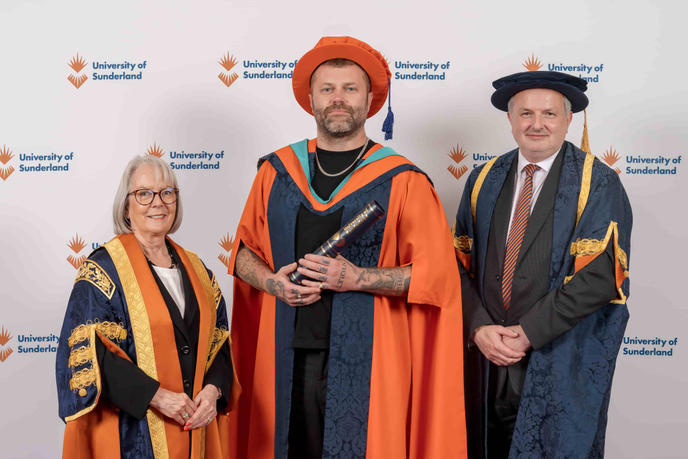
149, 384, 220, 430
473, 324, 531, 366
268, 254, 358, 307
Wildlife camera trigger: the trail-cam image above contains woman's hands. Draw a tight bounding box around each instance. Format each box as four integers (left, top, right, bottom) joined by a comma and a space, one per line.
184, 384, 221, 430
149, 387, 198, 426
149, 385, 223, 430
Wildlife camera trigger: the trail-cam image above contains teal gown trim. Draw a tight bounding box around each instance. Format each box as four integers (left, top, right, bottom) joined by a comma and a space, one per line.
289, 139, 400, 204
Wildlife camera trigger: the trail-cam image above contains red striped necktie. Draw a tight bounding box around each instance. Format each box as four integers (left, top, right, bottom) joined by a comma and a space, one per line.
502, 163, 540, 311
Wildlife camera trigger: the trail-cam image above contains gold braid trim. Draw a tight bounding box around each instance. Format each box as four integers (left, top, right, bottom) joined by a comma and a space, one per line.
205, 327, 230, 373
576, 153, 595, 227
471, 157, 498, 222
70, 367, 97, 392
451, 221, 473, 253
211, 274, 222, 309
68, 345, 96, 368
105, 238, 169, 459
65, 326, 103, 421
74, 259, 116, 300
566, 221, 630, 304
68, 321, 127, 348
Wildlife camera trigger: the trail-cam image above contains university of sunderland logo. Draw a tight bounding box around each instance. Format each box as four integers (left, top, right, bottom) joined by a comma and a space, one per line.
219, 52, 239, 88
0, 326, 13, 362
447, 144, 469, 180
218, 232, 235, 270
67, 234, 87, 269
68, 53, 89, 89
0, 145, 15, 181
601, 146, 622, 175
146, 143, 165, 158
523, 54, 543, 71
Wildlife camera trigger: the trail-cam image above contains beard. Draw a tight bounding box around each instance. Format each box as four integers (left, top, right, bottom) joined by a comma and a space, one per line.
313, 100, 367, 138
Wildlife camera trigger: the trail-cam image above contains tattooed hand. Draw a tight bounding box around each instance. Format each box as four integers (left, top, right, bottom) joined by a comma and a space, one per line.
269, 263, 322, 307
235, 244, 320, 307
297, 254, 412, 297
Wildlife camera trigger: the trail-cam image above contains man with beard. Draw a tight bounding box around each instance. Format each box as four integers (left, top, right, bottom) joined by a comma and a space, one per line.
226, 37, 467, 459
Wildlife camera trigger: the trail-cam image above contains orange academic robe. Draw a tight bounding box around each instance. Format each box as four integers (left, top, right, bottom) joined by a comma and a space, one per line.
227, 139, 467, 458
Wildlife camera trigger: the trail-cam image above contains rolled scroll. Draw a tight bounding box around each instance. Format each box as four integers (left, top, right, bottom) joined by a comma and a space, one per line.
289, 200, 386, 285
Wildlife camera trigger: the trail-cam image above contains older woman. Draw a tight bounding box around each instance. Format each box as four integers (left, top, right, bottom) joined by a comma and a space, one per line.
56, 155, 240, 459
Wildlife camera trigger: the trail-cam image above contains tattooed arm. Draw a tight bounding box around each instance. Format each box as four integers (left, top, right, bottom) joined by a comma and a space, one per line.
297, 254, 412, 297
234, 243, 321, 307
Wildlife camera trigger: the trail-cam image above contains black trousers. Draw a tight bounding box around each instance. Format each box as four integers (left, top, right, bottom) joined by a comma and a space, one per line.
487, 364, 522, 459
288, 349, 329, 459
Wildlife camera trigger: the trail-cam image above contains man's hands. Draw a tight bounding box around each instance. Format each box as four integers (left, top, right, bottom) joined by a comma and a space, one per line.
473, 325, 530, 366
268, 263, 321, 307
297, 254, 411, 296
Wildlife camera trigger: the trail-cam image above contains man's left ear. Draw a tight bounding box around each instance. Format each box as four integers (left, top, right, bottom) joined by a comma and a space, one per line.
567, 111, 573, 127
367, 92, 374, 114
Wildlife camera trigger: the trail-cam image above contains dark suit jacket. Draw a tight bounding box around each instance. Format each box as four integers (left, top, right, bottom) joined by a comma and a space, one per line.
461, 145, 618, 398
95, 244, 233, 420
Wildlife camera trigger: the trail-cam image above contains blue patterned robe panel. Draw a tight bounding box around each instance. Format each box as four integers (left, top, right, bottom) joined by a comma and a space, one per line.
261, 152, 424, 459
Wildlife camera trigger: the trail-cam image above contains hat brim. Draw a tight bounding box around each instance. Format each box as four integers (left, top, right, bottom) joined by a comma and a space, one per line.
292, 44, 389, 118
491, 82, 589, 113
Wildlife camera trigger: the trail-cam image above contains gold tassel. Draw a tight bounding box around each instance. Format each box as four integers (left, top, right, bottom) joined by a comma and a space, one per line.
580, 109, 591, 154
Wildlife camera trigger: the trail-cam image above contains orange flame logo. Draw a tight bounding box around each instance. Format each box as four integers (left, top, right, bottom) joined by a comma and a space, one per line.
0, 326, 12, 346
0, 145, 14, 165
219, 72, 239, 88
614, 167, 621, 175
67, 234, 87, 253
0, 348, 12, 363
218, 232, 235, 269
523, 53, 543, 71
218, 233, 235, 252
219, 53, 238, 72
69, 53, 88, 73
67, 254, 87, 270
0, 166, 15, 181
448, 164, 469, 180
601, 146, 621, 167
68, 73, 88, 89
448, 144, 468, 164
146, 143, 165, 157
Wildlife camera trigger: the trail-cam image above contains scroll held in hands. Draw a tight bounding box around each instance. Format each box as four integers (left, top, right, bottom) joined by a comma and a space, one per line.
289, 200, 386, 285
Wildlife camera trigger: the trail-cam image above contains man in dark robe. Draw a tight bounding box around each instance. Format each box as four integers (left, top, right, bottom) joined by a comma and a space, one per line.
453, 71, 632, 458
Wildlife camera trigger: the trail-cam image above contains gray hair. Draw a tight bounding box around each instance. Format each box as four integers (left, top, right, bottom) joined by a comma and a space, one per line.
508, 94, 572, 115
112, 155, 183, 235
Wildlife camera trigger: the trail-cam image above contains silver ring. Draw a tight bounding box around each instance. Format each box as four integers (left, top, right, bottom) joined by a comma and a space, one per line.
207, 418, 212, 424
319, 282, 324, 290
296, 293, 302, 299
183, 413, 189, 419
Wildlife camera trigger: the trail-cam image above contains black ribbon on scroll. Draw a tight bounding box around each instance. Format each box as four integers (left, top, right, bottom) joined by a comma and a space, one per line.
289, 200, 386, 286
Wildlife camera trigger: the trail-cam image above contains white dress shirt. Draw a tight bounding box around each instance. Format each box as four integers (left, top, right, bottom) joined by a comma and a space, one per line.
506, 149, 560, 241
153, 265, 186, 318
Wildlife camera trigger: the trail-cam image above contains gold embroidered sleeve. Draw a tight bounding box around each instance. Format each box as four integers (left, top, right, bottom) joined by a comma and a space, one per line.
74, 260, 116, 300
205, 327, 230, 373
211, 274, 222, 309
451, 221, 473, 253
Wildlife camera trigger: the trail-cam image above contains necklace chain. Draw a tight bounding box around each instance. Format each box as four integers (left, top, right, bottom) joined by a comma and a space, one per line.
315, 138, 370, 178
146, 241, 175, 269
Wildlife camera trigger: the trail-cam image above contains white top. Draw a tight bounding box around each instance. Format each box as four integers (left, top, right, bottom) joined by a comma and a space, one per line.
506, 149, 560, 241
152, 265, 186, 318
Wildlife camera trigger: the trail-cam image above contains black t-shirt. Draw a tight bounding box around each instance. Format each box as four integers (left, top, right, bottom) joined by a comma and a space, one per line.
291, 141, 376, 348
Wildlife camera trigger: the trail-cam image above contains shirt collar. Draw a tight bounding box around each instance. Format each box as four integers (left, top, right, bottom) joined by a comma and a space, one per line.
516, 144, 563, 175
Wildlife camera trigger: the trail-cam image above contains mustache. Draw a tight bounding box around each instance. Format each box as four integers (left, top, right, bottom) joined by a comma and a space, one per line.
324, 103, 354, 116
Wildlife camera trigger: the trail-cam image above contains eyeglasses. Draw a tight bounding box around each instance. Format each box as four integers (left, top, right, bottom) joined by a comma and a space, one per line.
128, 188, 179, 205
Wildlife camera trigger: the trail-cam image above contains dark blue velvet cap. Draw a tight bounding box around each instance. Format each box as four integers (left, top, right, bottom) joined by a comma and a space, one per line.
491, 71, 589, 113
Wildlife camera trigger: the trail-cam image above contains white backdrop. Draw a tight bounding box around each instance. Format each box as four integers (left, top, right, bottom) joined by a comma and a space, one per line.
0, 1, 686, 457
